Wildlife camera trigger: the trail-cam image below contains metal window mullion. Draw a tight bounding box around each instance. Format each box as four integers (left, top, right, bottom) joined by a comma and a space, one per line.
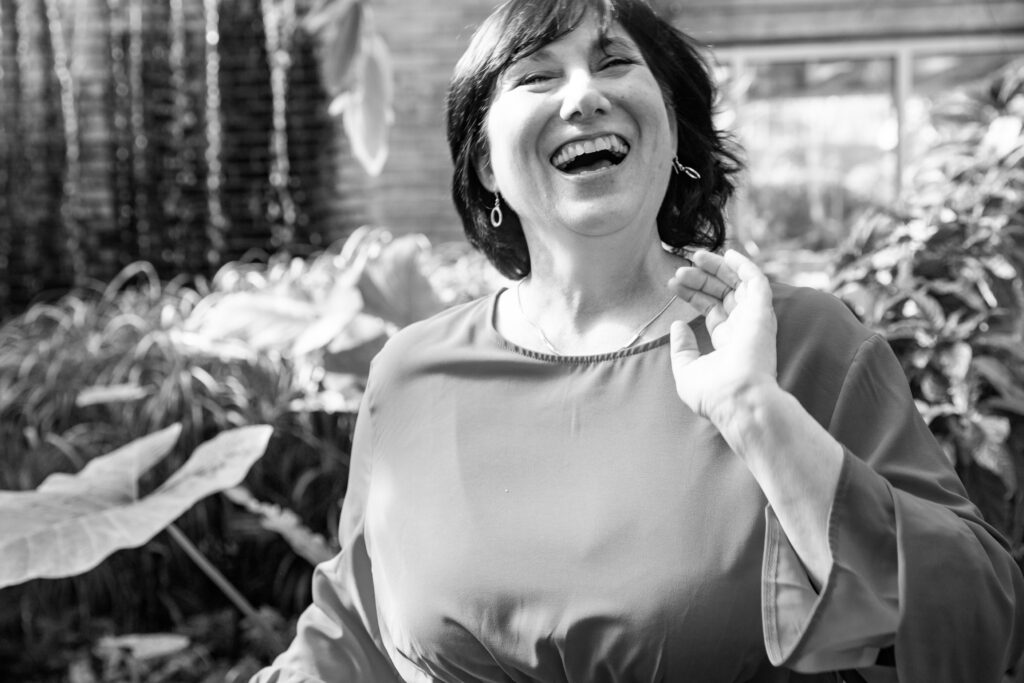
894, 46, 913, 200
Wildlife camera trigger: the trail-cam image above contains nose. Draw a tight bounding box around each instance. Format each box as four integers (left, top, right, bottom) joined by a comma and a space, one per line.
559, 70, 610, 122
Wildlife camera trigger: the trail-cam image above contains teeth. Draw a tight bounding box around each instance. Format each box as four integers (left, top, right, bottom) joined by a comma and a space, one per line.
552, 134, 629, 170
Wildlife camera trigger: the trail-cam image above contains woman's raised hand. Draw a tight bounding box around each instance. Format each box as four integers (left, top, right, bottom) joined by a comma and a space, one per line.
667, 249, 778, 425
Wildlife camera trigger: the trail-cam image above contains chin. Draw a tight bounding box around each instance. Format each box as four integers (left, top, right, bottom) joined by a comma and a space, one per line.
560, 207, 642, 237
561, 211, 638, 239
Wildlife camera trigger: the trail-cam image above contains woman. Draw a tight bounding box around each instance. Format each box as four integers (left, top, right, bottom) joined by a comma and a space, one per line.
254, 0, 1024, 681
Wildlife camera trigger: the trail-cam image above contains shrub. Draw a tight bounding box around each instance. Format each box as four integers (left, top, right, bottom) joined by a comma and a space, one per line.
829, 59, 1024, 562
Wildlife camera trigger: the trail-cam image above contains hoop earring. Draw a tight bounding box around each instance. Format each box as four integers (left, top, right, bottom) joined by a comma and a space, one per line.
672, 157, 701, 180
490, 192, 504, 228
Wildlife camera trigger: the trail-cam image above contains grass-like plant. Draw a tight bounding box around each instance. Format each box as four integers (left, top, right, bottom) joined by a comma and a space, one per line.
0, 260, 341, 676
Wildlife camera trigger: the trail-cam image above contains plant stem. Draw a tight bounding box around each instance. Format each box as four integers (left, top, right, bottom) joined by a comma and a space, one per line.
166, 523, 285, 651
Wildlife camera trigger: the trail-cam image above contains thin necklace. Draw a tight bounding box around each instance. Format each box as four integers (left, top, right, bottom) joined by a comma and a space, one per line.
515, 279, 677, 356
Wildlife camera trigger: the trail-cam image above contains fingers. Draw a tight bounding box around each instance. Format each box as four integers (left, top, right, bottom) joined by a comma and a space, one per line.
671, 266, 732, 300
673, 284, 731, 317
669, 249, 739, 316
693, 250, 741, 289
721, 249, 762, 285
669, 249, 768, 311
669, 319, 700, 366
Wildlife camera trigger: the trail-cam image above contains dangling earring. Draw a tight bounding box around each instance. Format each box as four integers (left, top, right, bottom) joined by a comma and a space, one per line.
672, 157, 701, 180
490, 192, 504, 227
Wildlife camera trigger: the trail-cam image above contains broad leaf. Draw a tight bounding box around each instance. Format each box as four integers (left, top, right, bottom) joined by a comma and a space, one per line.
304, 0, 363, 98
0, 424, 273, 589
36, 424, 182, 499
969, 414, 1017, 495
224, 487, 334, 565
185, 283, 363, 357
357, 234, 445, 327
291, 280, 365, 355
342, 33, 393, 176
95, 633, 190, 661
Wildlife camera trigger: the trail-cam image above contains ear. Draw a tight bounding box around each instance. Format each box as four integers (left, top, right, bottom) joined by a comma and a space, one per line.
474, 148, 497, 193
666, 102, 679, 159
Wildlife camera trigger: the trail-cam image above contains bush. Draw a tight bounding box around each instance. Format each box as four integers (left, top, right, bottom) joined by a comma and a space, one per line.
829, 59, 1024, 563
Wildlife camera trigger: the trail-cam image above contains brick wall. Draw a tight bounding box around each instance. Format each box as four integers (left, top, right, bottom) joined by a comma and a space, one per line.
369, 0, 500, 244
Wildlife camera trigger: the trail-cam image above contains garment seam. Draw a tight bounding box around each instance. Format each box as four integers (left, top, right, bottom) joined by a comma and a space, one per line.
824, 333, 884, 432
487, 287, 687, 364
763, 515, 781, 662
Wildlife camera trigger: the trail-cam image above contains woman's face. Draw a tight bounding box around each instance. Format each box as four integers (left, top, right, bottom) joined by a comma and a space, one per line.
478, 13, 677, 240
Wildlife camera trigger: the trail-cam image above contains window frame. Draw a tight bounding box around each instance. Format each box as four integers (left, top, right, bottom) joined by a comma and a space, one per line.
712, 34, 1024, 198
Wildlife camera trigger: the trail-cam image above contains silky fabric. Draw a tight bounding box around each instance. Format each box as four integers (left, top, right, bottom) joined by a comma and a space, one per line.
253, 283, 1023, 683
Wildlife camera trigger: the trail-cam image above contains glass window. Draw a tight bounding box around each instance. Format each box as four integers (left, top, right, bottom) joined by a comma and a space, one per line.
723, 58, 898, 260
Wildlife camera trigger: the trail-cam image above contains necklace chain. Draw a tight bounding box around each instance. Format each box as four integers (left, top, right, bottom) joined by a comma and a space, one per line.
515, 279, 677, 357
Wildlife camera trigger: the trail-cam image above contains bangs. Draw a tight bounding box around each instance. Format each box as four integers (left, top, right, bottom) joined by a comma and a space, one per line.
481, 0, 615, 77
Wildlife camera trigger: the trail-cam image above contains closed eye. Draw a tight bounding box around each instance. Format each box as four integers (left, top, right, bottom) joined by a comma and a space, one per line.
598, 56, 635, 70
516, 72, 555, 87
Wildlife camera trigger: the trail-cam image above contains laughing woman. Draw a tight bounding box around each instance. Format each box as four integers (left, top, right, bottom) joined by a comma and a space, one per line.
253, 0, 1023, 681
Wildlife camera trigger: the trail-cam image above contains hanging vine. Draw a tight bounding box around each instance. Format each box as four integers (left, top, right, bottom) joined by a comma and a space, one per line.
261, 0, 298, 250
14, 0, 52, 299
42, 0, 85, 285
203, 0, 226, 265
107, 0, 134, 265
127, 0, 148, 261
0, 0, 15, 313
166, 0, 188, 270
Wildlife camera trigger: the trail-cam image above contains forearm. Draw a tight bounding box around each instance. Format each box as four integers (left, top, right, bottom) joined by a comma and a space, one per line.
710, 378, 843, 589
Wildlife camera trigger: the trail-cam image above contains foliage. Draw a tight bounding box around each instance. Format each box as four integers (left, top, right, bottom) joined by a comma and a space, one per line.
0, 262, 325, 677
303, 0, 394, 176
0, 423, 272, 588
0, 226, 502, 680
829, 58, 1024, 555
185, 226, 506, 391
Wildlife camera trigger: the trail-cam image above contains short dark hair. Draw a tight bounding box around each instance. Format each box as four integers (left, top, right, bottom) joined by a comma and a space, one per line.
445, 0, 743, 280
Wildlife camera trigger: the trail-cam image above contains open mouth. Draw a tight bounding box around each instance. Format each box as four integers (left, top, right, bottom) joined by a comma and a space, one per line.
551, 134, 629, 174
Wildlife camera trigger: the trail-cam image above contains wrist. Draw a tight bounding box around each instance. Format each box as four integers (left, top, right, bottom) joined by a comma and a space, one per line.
706, 375, 784, 450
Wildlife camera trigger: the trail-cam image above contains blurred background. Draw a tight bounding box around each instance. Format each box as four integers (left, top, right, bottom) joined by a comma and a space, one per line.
0, 0, 1022, 681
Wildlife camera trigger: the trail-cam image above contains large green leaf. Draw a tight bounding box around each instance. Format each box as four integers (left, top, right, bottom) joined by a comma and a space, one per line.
0, 424, 273, 588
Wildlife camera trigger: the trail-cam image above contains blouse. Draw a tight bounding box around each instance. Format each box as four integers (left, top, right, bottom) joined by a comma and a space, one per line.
252, 283, 1023, 683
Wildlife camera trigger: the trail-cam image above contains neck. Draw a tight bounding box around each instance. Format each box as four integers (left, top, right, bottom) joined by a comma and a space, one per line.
515, 225, 682, 352
529, 228, 668, 308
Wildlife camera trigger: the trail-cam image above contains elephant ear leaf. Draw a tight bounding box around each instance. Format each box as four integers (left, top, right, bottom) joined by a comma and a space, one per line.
341, 34, 393, 176
303, 0, 363, 101
0, 424, 273, 589
35, 424, 183, 499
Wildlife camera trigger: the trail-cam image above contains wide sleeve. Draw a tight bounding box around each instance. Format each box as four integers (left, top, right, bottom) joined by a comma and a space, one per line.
250, 372, 402, 683
764, 332, 1024, 680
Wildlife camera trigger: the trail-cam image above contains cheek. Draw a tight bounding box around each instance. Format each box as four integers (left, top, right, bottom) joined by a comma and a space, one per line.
485, 103, 546, 182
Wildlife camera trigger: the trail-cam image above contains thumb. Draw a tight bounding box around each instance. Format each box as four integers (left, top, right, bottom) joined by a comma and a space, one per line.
669, 320, 700, 369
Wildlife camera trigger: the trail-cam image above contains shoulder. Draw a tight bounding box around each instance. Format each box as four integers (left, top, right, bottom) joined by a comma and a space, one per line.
770, 281, 872, 347
770, 281, 883, 366
769, 281, 888, 421
369, 292, 496, 382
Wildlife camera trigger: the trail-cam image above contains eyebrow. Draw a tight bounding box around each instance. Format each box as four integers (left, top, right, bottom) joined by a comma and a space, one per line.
515, 33, 639, 67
